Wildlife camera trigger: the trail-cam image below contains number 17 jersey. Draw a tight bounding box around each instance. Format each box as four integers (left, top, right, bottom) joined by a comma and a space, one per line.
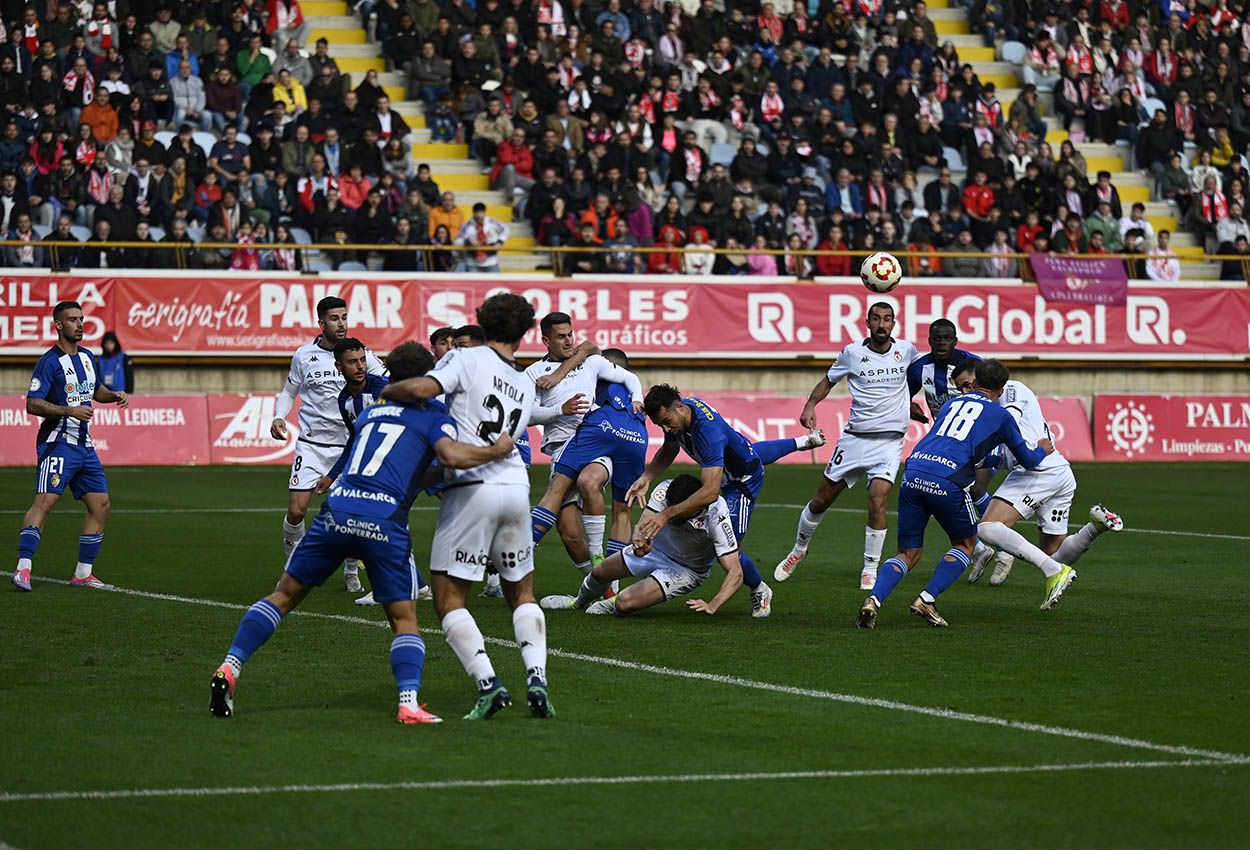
426, 346, 535, 486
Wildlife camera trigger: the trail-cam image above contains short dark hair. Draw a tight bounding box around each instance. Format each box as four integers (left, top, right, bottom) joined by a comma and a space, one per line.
53, 300, 80, 320
540, 311, 572, 337
666, 474, 702, 506
868, 301, 894, 319
643, 383, 681, 418
975, 358, 1011, 391
453, 324, 486, 343
333, 337, 365, 360
316, 296, 347, 320
429, 326, 455, 347
602, 347, 628, 368
386, 341, 435, 382
951, 357, 979, 382
475, 293, 535, 345
929, 318, 956, 337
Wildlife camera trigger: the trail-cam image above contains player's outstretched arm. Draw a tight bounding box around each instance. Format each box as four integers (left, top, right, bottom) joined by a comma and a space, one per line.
94, 384, 128, 408
380, 376, 443, 405
686, 551, 745, 615
26, 397, 91, 421
528, 393, 590, 425
630, 509, 659, 556
434, 433, 516, 469
627, 437, 680, 507
534, 340, 601, 390
637, 465, 721, 542
801, 376, 836, 428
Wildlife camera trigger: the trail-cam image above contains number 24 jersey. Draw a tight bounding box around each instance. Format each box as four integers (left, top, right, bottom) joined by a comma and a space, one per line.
426, 346, 535, 486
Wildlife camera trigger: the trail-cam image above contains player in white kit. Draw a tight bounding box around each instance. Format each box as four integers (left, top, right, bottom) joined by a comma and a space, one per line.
381, 293, 553, 720
945, 361, 1124, 605
540, 475, 747, 617
270, 296, 387, 592
527, 312, 643, 573
774, 302, 921, 591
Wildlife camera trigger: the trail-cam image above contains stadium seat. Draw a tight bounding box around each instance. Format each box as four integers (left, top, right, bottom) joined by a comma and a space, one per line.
290, 227, 313, 244
155, 130, 175, 148
1141, 97, 1166, 119
709, 143, 737, 166
236, 131, 251, 146
69, 225, 91, 242
943, 147, 964, 171
32, 224, 51, 238
192, 131, 217, 158
999, 41, 1027, 65
149, 226, 166, 240
337, 260, 368, 271
306, 255, 333, 271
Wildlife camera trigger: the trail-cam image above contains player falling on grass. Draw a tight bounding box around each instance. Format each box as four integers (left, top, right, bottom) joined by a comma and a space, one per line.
271, 296, 387, 594
11, 301, 129, 592
940, 360, 1125, 593
541, 475, 747, 616
313, 337, 433, 607
857, 360, 1061, 630
775, 302, 921, 591
625, 385, 826, 618
382, 293, 553, 720
527, 314, 644, 573
209, 342, 514, 724
534, 348, 649, 604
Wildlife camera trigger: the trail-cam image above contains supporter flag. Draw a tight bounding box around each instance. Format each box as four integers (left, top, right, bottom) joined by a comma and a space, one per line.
1030, 254, 1129, 307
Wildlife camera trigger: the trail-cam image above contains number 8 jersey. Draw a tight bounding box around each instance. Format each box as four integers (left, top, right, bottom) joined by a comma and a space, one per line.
426, 346, 535, 486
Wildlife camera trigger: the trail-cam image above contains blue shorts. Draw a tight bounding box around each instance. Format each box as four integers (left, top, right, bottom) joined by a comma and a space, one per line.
896, 469, 979, 550
286, 509, 421, 604
35, 442, 107, 500
552, 421, 647, 503
721, 483, 756, 543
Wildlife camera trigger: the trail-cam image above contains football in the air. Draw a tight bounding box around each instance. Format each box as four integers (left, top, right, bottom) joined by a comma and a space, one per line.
861, 251, 903, 293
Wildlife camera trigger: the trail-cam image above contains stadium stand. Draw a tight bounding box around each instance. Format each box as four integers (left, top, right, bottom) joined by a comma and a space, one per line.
0, 0, 1245, 278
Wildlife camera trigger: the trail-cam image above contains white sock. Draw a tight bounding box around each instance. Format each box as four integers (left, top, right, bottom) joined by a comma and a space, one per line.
574, 572, 610, 607
282, 516, 305, 557
795, 504, 824, 551
1051, 523, 1101, 566
512, 602, 548, 685
978, 522, 1063, 578
399, 689, 419, 708
441, 608, 497, 690
75, 562, 93, 579
575, 560, 593, 576
223, 654, 243, 678
583, 515, 606, 556
343, 558, 360, 576
864, 527, 887, 572
17, 557, 32, 572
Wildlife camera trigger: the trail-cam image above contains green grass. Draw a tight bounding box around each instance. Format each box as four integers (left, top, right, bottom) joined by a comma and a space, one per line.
0, 463, 1247, 849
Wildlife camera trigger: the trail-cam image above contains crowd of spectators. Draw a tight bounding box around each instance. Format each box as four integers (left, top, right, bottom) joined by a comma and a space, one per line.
374, 0, 1250, 279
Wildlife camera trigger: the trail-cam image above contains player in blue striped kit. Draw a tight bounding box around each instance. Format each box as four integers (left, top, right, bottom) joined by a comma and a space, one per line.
11, 301, 129, 593
856, 359, 1071, 629
209, 342, 515, 725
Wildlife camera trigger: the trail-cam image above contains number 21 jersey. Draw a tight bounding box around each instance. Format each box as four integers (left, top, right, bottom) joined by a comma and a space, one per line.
426, 346, 535, 486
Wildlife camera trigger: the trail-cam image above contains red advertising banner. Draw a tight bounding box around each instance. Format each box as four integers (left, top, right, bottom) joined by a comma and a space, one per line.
0, 394, 210, 466
2, 273, 1249, 361
1094, 394, 1250, 461
0, 391, 1093, 467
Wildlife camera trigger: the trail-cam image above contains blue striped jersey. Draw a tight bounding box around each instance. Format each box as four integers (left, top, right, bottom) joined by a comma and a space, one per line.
27, 346, 103, 447
907, 349, 980, 416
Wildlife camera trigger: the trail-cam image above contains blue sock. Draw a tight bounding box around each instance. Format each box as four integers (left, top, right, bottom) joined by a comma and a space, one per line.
869, 557, 910, 603
390, 633, 427, 706
739, 552, 763, 589
605, 538, 627, 557
754, 437, 800, 466
78, 533, 103, 568
923, 548, 972, 601
17, 526, 40, 564
973, 492, 991, 516
531, 506, 557, 544
226, 599, 284, 666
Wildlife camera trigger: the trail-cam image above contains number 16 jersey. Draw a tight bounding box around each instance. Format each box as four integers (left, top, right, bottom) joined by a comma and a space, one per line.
426, 346, 535, 486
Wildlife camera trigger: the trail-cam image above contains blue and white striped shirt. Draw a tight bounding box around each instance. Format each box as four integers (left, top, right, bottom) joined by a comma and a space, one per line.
27, 346, 102, 447
907, 349, 981, 417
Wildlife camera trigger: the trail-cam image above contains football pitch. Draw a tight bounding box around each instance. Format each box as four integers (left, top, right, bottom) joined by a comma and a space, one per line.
1, 462, 1246, 849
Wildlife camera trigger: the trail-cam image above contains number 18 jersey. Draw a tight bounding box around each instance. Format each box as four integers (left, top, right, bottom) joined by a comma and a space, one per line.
426, 346, 535, 486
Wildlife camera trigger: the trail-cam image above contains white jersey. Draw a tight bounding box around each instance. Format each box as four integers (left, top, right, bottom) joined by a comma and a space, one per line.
524, 353, 644, 453
998, 379, 1068, 472
427, 345, 535, 486
826, 337, 920, 436
280, 337, 386, 446
646, 480, 738, 575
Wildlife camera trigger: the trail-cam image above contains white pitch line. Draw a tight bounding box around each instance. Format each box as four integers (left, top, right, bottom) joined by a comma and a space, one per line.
1, 758, 1246, 803
755, 504, 1250, 542
4, 573, 1244, 764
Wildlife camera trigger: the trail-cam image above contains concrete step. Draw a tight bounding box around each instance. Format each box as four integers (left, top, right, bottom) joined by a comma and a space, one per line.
935, 19, 971, 35
411, 142, 469, 158
946, 35, 987, 49
303, 1, 350, 14
307, 25, 366, 44
408, 158, 487, 174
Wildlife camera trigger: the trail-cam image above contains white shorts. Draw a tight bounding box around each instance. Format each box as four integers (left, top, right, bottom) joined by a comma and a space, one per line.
991, 464, 1077, 535
824, 432, 905, 488
429, 482, 534, 583
547, 441, 614, 509
290, 440, 343, 491
622, 546, 707, 601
